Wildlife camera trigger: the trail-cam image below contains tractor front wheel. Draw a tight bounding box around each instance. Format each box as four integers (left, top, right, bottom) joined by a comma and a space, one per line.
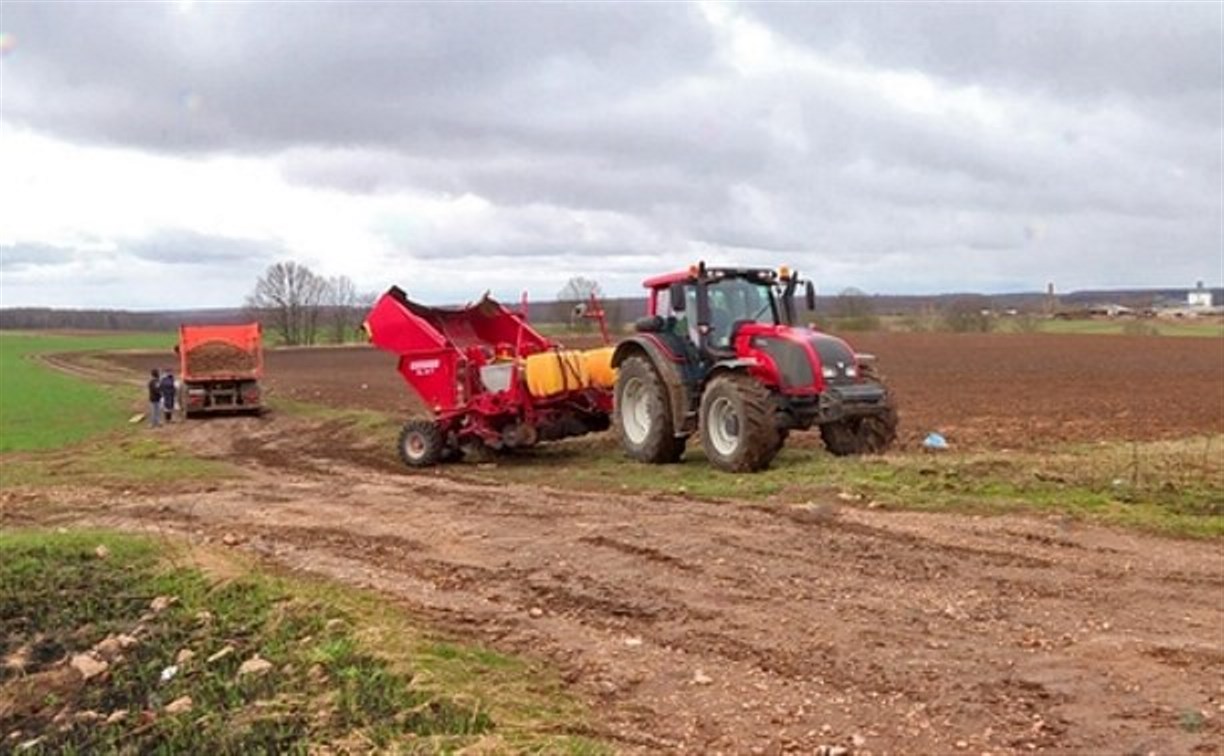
398, 419, 445, 467
699, 372, 780, 473
615, 355, 685, 464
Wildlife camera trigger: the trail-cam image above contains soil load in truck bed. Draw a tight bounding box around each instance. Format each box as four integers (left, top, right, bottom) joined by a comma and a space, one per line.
185, 341, 258, 376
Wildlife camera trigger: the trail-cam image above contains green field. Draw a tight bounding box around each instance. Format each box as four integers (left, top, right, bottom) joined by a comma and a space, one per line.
0, 331, 233, 486
1029, 318, 1224, 337
0, 331, 175, 452
834, 314, 1224, 337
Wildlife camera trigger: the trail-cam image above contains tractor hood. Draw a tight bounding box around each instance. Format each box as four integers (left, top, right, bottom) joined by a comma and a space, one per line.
744, 325, 858, 391
802, 330, 859, 384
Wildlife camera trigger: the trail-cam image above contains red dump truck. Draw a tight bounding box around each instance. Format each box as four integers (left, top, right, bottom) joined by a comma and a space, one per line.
177, 323, 264, 416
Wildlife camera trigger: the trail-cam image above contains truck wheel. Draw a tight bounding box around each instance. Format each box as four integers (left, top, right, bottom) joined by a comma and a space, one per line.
699, 372, 780, 473
615, 355, 685, 464
820, 400, 898, 456
398, 419, 444, 467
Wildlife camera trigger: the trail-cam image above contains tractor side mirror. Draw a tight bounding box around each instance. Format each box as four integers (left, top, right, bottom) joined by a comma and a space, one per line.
805, 281, 816, 311
696, 286, 711, 328
669, 283, 686, 313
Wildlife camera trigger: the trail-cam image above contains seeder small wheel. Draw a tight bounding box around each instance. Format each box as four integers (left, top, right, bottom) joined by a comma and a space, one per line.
398, 419, 445, 467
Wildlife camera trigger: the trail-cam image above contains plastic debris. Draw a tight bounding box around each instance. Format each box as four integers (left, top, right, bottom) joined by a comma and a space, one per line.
923, 432, 949, 451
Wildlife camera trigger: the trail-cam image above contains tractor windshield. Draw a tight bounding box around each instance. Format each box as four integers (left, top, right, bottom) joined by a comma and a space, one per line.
705, 278, 777, 349
658, 275, 779, 349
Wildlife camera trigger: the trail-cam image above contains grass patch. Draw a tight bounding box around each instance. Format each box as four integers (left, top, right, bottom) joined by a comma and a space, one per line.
254, 394, 1223, 538
0, 332, 236, 489
0, 530, 604, 753
1028, 319, 1224, 338
451, 435, 1224, 539
1, 435, 232, 489
0, 332, 176, 452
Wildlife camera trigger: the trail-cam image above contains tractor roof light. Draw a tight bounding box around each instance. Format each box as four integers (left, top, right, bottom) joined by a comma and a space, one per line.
779, 265, 791, 280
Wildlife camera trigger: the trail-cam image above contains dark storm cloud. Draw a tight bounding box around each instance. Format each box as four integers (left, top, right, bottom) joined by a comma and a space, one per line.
2, 3, 715, 152
741, 3, 1223, 102
3, 2, 1221, 295
125, 229, 281, 266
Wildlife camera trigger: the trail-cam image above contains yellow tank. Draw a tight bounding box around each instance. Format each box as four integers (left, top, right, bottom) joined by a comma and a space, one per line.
525, 350, 589, 397
583, 346, 617, 388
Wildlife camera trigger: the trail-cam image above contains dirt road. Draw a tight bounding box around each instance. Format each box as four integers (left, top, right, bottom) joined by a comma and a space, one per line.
8, 413, 1221, 754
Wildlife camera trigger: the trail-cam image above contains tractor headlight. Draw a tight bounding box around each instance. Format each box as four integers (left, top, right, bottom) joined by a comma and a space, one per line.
821, 366, 837, 379
845, 366, 858, 378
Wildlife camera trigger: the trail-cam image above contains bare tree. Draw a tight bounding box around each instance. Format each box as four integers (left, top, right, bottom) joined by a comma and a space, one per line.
557, 276, 603, 304
832, 287, 880, 331
942, 295, 994, 333
557, 276, 603, 330
245, 261, 328, 345
324, 275, 360, 343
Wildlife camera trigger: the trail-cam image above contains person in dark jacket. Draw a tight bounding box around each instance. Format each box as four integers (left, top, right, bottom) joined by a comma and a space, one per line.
147, 369, 162, 427
160, 370, 178, 423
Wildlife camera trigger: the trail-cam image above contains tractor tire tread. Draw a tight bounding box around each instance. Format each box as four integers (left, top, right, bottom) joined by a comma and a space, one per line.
700, 372, 781, 473
615, 354, 685, 464
820, 391, 899, 456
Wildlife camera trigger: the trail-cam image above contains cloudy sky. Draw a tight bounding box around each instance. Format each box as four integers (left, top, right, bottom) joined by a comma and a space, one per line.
1, 2, 1221, 309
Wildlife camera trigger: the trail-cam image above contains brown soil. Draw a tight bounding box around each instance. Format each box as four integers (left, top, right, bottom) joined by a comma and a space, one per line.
4, 411, 1222, 754
846, 332, 1224, 449
184, 341, 257, 376
26, 332, 1224, 752
96, 332, 1224, 449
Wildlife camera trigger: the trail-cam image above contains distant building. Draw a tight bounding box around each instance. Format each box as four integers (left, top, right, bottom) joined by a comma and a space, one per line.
1188, 281, 1214, 309
1088, 303, 1133, 317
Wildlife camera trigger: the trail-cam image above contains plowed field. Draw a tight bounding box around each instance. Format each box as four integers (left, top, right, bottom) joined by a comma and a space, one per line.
99, 331, 1224, 448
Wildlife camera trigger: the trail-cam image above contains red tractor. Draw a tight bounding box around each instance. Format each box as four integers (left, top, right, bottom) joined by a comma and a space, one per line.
611, 263, 897, 472
364, 286, 614, 466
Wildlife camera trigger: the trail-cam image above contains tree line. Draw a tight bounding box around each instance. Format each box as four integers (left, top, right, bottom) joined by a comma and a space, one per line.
244, 261, 376, 346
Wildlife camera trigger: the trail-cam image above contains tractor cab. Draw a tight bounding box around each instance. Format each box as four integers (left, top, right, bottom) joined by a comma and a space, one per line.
641, 263, 815, 359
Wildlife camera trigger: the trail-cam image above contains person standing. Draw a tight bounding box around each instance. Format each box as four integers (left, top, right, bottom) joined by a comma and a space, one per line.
160, 370, 178, 423
147, 369, 162, 427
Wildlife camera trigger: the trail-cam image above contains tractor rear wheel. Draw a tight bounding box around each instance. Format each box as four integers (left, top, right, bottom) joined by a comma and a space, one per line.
820, 401, 898, 456
398, 419, 444, 467
615, 355, 685, 464
699, 372, 781, 473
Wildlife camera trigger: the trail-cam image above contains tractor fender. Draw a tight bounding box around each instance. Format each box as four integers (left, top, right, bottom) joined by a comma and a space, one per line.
611, 336, 693, 436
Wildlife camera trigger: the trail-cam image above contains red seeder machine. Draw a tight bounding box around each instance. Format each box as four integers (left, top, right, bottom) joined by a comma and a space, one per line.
363, 286, 614, 466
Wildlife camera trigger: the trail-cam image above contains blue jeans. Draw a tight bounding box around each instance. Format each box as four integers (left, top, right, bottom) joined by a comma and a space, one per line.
149, 401, 162, 427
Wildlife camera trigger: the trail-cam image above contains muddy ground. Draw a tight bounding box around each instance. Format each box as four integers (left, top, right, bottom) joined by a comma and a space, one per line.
5, 406, 1223, 754
96, 331, 1224, 449
17, 333, 1224, 752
